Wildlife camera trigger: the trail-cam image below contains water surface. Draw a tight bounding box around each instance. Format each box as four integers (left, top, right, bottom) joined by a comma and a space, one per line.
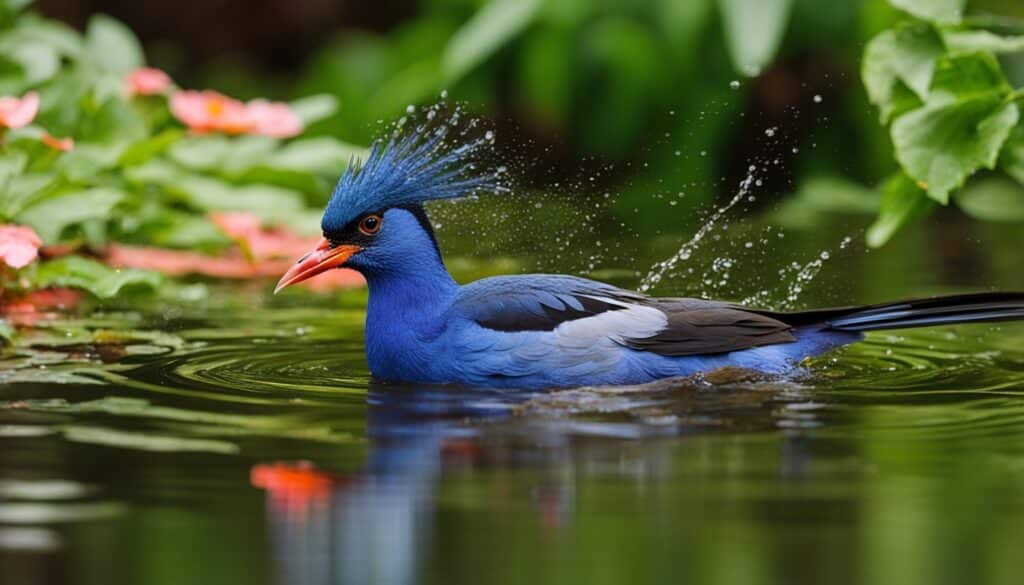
3, 216, 1024, 585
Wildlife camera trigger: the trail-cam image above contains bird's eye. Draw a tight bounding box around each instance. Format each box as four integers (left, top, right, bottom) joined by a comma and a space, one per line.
358, 214, 382, 236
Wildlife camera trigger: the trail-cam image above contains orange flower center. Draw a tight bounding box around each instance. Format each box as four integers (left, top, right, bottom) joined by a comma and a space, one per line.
207, 99, 225, 117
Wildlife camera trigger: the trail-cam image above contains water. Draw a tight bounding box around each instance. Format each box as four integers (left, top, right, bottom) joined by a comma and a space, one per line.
3, 214, 1024, 585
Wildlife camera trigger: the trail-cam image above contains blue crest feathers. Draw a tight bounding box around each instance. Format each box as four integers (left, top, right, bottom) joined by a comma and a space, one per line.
322, 124, 496, 233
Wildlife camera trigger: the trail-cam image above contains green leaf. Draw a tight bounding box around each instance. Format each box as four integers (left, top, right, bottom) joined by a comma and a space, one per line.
123, 159, 181, 186
1002, 126, 1024, 186
85, 14, 144, 74
168, 135, 232, 171
147, 215, 231, 251
219, 135, 278, 175
77, 96, 147, 146
0, 151, 29, 215
175, 176, 306, 223
9, 17, 84, 58
1, 173, 59, 218
892, 99, 1018, 203
170, 135, 277, 174
289, 94, 339, 125
118, 129, 185, 167
929, 52, 1011, 101
15, 187, 124, 243
943, 30, 1024, 54
33, 256, 160, 299
55, 143, 124, 183
890, 0, 964, 24
795, 175, 881, 213
717, 0, 794, 76
890, 54, 1019, 204
866, 173, 934, 247
443, 0, 542, 83
955, 177, 1024, 222
774, 175, 880, 228
6, 42, 60, 84
263, 137, 364, 174
862, 23, 943, 121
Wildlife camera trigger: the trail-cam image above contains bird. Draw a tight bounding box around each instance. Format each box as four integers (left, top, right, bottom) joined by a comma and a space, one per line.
275, 126, 1024, 390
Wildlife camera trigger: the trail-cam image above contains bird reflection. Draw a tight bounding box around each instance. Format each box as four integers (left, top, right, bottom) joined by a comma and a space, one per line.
252, 374, 822, 585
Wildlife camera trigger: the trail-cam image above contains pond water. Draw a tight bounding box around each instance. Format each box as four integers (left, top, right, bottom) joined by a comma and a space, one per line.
2, 212, 1024, 585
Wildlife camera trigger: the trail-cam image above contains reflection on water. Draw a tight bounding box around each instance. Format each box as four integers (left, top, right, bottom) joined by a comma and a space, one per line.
2, 279, 1024, 584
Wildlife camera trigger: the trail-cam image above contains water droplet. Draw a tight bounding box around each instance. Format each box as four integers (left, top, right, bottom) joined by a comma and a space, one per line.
813, 94, 823, 103
820, 251, 830, 260
405, 105, 415, 114
700, 150, 707, 157
765, 127, 777, 137
729, 80, 741, 90
440, 90, 449, 99
484, 130, 495, 141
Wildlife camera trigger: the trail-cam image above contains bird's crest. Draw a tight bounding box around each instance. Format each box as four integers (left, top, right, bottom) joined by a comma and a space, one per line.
322, 122, 498, 233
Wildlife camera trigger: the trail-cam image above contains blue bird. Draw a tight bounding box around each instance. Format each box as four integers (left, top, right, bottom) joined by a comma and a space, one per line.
276, 127, 1024, 390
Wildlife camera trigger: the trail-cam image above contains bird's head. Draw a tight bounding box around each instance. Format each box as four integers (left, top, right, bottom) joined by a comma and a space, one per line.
275, 126, 495, 292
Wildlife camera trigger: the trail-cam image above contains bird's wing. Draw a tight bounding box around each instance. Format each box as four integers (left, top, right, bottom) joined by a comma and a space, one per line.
454, 275, 797, 356
453, 274, 648, 332
622, 303, 796, 355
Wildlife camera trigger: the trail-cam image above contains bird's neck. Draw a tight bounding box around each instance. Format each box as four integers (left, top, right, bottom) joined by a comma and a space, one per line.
362, 258, 458, 329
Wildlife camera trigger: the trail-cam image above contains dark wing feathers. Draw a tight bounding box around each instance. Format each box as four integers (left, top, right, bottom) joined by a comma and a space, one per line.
461, 275, 801, 355
625, 305, 796, 356
475, 293, 628, 332
461, 275, 643, 333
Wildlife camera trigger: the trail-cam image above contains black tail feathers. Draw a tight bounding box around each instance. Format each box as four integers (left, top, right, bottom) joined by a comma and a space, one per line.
816, 292, 1024, 333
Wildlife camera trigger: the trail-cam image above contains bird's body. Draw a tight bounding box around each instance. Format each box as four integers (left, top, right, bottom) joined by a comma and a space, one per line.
363, 270, 859, 389
276, 126, 1024, 390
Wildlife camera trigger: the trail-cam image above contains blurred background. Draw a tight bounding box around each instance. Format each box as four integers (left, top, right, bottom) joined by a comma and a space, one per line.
26, 0, 1024, 297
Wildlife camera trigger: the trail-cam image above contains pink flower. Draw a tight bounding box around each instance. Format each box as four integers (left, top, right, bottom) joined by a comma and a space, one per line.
247, 99, 303, 138
41, 132, 74, 151
0, 225, 42, 268
170, 90, 255, 135
125, 67, 172, 96
0, 92, 39, 130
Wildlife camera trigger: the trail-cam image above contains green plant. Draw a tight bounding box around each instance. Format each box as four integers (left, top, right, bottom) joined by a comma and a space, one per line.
862, 0, 1024, 246
0, 1, 360, 303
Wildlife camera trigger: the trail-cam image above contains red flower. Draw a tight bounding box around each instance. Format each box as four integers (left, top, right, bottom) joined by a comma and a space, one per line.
0, 224, 42, 268
170, 90, 254, 135
247, 99, 303, 138
125, 67, 173, 96
169, 90, 303, 138
0, 92, 39, 129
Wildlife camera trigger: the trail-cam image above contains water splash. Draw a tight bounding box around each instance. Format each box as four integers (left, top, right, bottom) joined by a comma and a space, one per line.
639, 167, 758, 293
741, 236, 852, 309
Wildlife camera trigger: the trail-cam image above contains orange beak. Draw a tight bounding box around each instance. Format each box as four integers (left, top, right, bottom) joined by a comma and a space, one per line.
274, 239, 359, 293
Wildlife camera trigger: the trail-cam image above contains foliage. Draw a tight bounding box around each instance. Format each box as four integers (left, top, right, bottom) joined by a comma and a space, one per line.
862, 0, 1024, 246
0, 2, 357, 308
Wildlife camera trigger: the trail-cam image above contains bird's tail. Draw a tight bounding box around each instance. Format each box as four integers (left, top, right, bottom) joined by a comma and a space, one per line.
812, 292, 1024, 332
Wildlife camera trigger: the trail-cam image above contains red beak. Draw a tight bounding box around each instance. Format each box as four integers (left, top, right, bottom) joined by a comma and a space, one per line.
274, 238, 359, 293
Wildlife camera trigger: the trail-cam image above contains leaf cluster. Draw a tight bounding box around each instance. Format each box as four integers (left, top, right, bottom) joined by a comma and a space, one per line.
0, 3, 357, 298
862, 0, 1024, 246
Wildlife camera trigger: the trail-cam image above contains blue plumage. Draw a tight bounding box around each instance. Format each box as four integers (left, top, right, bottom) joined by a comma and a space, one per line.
323, 126, 496, 233
276, 125, 1024, 390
